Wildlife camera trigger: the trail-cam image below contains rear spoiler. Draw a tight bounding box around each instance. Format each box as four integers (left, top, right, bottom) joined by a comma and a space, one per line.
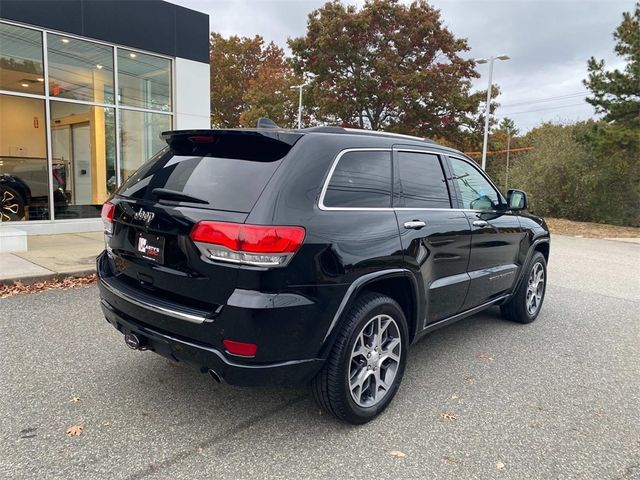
160, 129, 304, 162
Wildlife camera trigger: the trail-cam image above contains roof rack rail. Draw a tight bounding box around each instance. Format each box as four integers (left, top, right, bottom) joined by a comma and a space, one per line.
343, 128, 435, 143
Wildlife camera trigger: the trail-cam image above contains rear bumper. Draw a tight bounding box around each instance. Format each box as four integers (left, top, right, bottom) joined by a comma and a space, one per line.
100, 297, 324, 386
96, 251, 327, 386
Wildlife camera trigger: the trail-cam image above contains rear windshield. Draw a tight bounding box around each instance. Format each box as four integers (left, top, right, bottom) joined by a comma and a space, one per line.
116, 131, 300, 213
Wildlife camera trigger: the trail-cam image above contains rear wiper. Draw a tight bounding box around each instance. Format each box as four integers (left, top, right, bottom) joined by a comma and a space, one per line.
151, 188, 209, 204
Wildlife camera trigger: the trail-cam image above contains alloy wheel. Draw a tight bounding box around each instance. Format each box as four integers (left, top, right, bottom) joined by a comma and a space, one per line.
526, 262, 545, 315
349, 314, 402, 408
0, 190, 20, 222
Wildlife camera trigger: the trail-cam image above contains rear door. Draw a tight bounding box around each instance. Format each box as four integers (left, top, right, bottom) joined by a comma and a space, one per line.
446, 155, 524, 310
105, 130, 301, 315
393, 148, 471, 326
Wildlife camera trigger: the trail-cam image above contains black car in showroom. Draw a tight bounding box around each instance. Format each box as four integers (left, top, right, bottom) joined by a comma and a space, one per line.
97, 125, 550, 424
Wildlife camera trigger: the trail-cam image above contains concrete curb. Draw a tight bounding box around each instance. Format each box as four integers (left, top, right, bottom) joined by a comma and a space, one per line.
0, 268, 97, 286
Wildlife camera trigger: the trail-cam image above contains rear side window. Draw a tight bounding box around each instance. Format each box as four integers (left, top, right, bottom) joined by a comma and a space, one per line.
396, 151, 451, 208
117, 131, 300, 213
322, 151, 392, 208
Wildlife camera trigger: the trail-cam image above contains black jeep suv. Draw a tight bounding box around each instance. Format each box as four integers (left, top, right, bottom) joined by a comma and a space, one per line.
97, 126, 549, 424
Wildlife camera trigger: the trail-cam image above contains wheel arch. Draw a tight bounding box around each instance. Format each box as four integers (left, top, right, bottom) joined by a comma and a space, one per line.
319, 269, 421, 358
511, 237, 550, 295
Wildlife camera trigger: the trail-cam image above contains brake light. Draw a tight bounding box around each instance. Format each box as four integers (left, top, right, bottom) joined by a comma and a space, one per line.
223, 339, 257, 357
188, 135, 216, 143
190, 221, 305, 267
101, 202, 115, 234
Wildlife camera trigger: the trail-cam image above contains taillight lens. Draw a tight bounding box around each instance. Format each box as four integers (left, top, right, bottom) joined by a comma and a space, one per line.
101, 202, 115, 234
190, 221, 305, 267
223, 339, 257, 357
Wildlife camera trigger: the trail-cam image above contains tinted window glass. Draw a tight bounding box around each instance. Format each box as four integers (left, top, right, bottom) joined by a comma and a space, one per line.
449, 157, 500, 210
397, 152, 450, 208
323, 151, 392, 208
118, 133, 298, 213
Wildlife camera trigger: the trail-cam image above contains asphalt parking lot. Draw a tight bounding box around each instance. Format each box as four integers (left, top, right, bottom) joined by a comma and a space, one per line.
1, 235, 639, 480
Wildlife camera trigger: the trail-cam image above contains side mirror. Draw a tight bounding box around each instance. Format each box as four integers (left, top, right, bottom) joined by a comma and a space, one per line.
507, 189, 528, 211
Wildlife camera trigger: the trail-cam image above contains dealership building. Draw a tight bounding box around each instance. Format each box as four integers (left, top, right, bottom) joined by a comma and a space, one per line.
0, 0, 210, 240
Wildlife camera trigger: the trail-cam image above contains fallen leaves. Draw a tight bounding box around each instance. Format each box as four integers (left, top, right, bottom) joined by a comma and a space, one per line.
477, 353, 494, 362
496, 461, 506, 470
464, 375, 474, 384
0, 274, 97, 299
389, 450, 407, 458
440, 411, 457, 421
70, 396, 81, 403
65, 425, 84, 437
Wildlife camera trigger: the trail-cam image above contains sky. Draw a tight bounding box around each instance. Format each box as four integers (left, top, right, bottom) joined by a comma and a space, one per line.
173, 0, 633, 132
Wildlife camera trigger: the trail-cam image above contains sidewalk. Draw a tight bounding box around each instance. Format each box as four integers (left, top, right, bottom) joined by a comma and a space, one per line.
0, 232, 103, 284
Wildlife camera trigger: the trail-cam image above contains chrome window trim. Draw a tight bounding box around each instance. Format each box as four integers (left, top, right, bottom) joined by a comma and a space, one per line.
319, 147, 455, 212
318, 148, 394, 211
318, 147, 507, 214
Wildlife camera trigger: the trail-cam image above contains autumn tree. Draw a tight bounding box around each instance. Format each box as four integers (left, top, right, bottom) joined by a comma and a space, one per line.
239, 45, 299, 127
210, 33, 297, 127
288, 0, 491, 140
210, 33, 263, 127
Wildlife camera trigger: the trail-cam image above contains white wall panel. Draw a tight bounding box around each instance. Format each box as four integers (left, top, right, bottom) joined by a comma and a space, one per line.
174, 57, 210, 129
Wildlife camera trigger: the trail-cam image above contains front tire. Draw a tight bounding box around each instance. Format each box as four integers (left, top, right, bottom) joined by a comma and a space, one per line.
501, 251, 547, 323
311, 292, 408, 424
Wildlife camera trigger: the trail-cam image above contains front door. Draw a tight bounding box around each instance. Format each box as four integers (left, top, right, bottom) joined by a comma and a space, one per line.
447, 156, 524, 310
393, 149, 471, 326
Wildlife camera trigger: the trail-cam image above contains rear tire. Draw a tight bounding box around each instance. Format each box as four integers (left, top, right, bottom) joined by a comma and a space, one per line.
311, 292, 408, 424
501, 251, 547, 324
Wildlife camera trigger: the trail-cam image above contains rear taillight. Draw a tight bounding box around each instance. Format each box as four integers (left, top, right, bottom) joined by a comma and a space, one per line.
190, 221, 305, 267
101, 202, 115, 234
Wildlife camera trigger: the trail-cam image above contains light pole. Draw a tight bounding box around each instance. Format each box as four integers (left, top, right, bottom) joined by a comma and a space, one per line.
505, 127, 511, 190
290, 82, 309, 129
475, 55, 510, 170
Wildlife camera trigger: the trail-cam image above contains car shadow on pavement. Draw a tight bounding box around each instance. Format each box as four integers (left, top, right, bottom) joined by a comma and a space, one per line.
108, 305, 518, 428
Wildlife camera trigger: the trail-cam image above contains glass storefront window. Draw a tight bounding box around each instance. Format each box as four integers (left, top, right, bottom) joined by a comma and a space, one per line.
120, 110, 171, 182
50, 101, 116, 219
0, 94, 49, 221
0, 20, 174, 224
118, 49, 171, 111
0, 23, 44, 95
47, 33, 114, 104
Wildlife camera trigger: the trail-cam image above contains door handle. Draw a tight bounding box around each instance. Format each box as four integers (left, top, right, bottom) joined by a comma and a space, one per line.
472, 220, 489, 227
404, 220, 427, 230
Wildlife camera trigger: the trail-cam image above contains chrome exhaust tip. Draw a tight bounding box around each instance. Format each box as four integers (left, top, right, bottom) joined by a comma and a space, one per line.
208, 369, 222, 383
